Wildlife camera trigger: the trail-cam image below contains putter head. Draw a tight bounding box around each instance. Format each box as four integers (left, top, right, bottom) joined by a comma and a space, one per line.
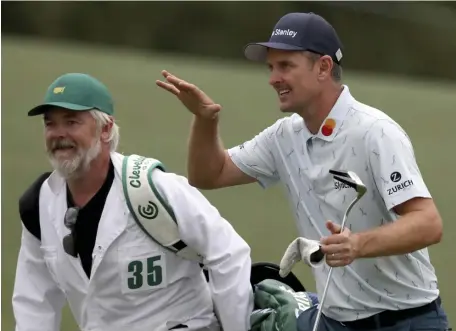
329, 169, 367, 199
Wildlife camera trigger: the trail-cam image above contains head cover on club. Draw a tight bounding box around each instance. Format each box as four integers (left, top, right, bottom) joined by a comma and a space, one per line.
329, 169, 367, 199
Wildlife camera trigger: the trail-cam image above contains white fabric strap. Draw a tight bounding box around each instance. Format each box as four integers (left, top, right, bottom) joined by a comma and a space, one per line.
122, 154, 203, 263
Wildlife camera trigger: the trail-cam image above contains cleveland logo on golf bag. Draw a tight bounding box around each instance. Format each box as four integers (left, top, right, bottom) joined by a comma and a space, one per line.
122, 154, 203, 263
138, 201, 158, 219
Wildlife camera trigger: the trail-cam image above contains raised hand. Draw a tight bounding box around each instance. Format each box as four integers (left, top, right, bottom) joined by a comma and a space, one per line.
156, 70, 222, 120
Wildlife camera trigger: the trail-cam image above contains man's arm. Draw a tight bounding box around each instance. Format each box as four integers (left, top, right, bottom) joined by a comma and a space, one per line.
13, 224, 66, 331
354, 119, 442, 258
354, 197, 442, 258
226, 119, 284, 190
156, 71, 278, 190
153, 170, 254, 331
187, 115, 255, 189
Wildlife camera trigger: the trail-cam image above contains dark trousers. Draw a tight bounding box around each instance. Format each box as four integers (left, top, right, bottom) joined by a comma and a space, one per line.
297, 297, 450, 331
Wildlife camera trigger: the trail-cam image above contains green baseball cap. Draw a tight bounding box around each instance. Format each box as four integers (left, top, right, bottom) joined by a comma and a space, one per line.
28, 73, 114, 116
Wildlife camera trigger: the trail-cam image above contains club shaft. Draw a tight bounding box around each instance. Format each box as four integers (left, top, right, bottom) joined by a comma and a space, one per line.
311, 198, 358, 331
312, 267, 334, 331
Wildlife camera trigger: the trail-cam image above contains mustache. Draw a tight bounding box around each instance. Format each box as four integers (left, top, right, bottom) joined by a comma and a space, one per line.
49, 139, 76, 151
273, 84, 291, 91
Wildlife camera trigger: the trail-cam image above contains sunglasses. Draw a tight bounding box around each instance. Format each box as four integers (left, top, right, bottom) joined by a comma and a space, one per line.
63, 207, 80, 257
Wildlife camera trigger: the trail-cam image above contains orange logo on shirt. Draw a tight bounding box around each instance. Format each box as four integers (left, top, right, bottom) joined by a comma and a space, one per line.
321, 118, 336, 136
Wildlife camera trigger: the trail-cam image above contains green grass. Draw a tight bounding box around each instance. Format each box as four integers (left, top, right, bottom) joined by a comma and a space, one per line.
2, 36, 455, 329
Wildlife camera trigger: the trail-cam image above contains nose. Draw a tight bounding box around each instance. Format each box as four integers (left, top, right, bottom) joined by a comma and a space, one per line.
268, 70, 282, 87
46, 123, 67, 140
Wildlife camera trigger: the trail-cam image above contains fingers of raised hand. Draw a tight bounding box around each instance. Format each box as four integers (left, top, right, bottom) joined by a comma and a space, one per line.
155, 80, 181, 96
161, 70, 197, 92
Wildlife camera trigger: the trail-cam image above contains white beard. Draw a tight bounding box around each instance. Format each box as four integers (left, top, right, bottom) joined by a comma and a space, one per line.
48, 138, 102, 179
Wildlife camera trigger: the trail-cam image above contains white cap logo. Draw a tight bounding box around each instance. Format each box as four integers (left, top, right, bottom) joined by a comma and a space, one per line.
271, 28, 298, 38
335, 48, 343, 62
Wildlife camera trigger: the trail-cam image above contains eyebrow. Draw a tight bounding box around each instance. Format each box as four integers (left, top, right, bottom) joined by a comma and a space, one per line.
267, 60, 294, 66
43, 112, 79, 121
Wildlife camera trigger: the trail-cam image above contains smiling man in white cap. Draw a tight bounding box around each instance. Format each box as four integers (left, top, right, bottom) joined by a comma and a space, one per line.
157, 11, 450, 331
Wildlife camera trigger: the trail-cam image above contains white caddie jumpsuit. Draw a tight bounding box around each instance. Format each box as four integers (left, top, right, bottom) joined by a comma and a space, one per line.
13, 152, 254, 331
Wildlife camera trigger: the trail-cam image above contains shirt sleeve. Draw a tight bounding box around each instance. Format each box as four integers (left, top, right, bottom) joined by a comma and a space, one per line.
366, 119, 431, 211
12, 224, 66, 331
152, 170, 254, 331
227, 119, 283, 189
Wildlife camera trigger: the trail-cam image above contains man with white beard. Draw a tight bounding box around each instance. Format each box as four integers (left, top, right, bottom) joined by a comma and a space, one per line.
12, 73, 254, 331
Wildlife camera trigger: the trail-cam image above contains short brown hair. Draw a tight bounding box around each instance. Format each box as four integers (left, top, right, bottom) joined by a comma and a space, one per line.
306, 52, 342, 82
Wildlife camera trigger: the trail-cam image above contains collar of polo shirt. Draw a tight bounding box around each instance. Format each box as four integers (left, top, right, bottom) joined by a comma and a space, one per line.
290, 85, 354, 142
315, 85, 354, 142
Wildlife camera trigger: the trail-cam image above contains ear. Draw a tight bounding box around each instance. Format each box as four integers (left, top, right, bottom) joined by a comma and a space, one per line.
318, 56, 333, 81
100, 117, 114, 142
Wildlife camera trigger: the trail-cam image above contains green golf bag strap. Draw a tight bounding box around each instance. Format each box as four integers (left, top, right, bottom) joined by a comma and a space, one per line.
121, 154, 204, 264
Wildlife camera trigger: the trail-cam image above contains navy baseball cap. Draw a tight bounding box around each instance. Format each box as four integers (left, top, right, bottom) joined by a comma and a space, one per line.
244, 12, 343, 64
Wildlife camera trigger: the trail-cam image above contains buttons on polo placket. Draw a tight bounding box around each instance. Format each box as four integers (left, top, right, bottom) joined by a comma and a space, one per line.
307, 138, 313, 151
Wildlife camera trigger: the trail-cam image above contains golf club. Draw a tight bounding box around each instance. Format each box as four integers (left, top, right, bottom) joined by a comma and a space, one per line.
312, 169, 367, 331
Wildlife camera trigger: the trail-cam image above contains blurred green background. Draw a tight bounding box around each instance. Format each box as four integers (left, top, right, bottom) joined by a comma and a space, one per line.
2, 2, 455, 330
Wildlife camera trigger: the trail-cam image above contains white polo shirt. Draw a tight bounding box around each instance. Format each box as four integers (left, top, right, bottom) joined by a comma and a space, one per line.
228, 86, 440, 322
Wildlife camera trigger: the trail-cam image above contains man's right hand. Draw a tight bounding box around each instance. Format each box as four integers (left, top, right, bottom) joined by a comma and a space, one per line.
156, 70, 222, 120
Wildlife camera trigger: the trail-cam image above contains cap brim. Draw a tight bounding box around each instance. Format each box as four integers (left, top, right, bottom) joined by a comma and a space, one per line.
28, 102, 93, 116
244, 42, 305, 62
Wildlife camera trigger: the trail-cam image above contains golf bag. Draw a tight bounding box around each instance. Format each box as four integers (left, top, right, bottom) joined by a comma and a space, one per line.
249, 262, 319, 331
